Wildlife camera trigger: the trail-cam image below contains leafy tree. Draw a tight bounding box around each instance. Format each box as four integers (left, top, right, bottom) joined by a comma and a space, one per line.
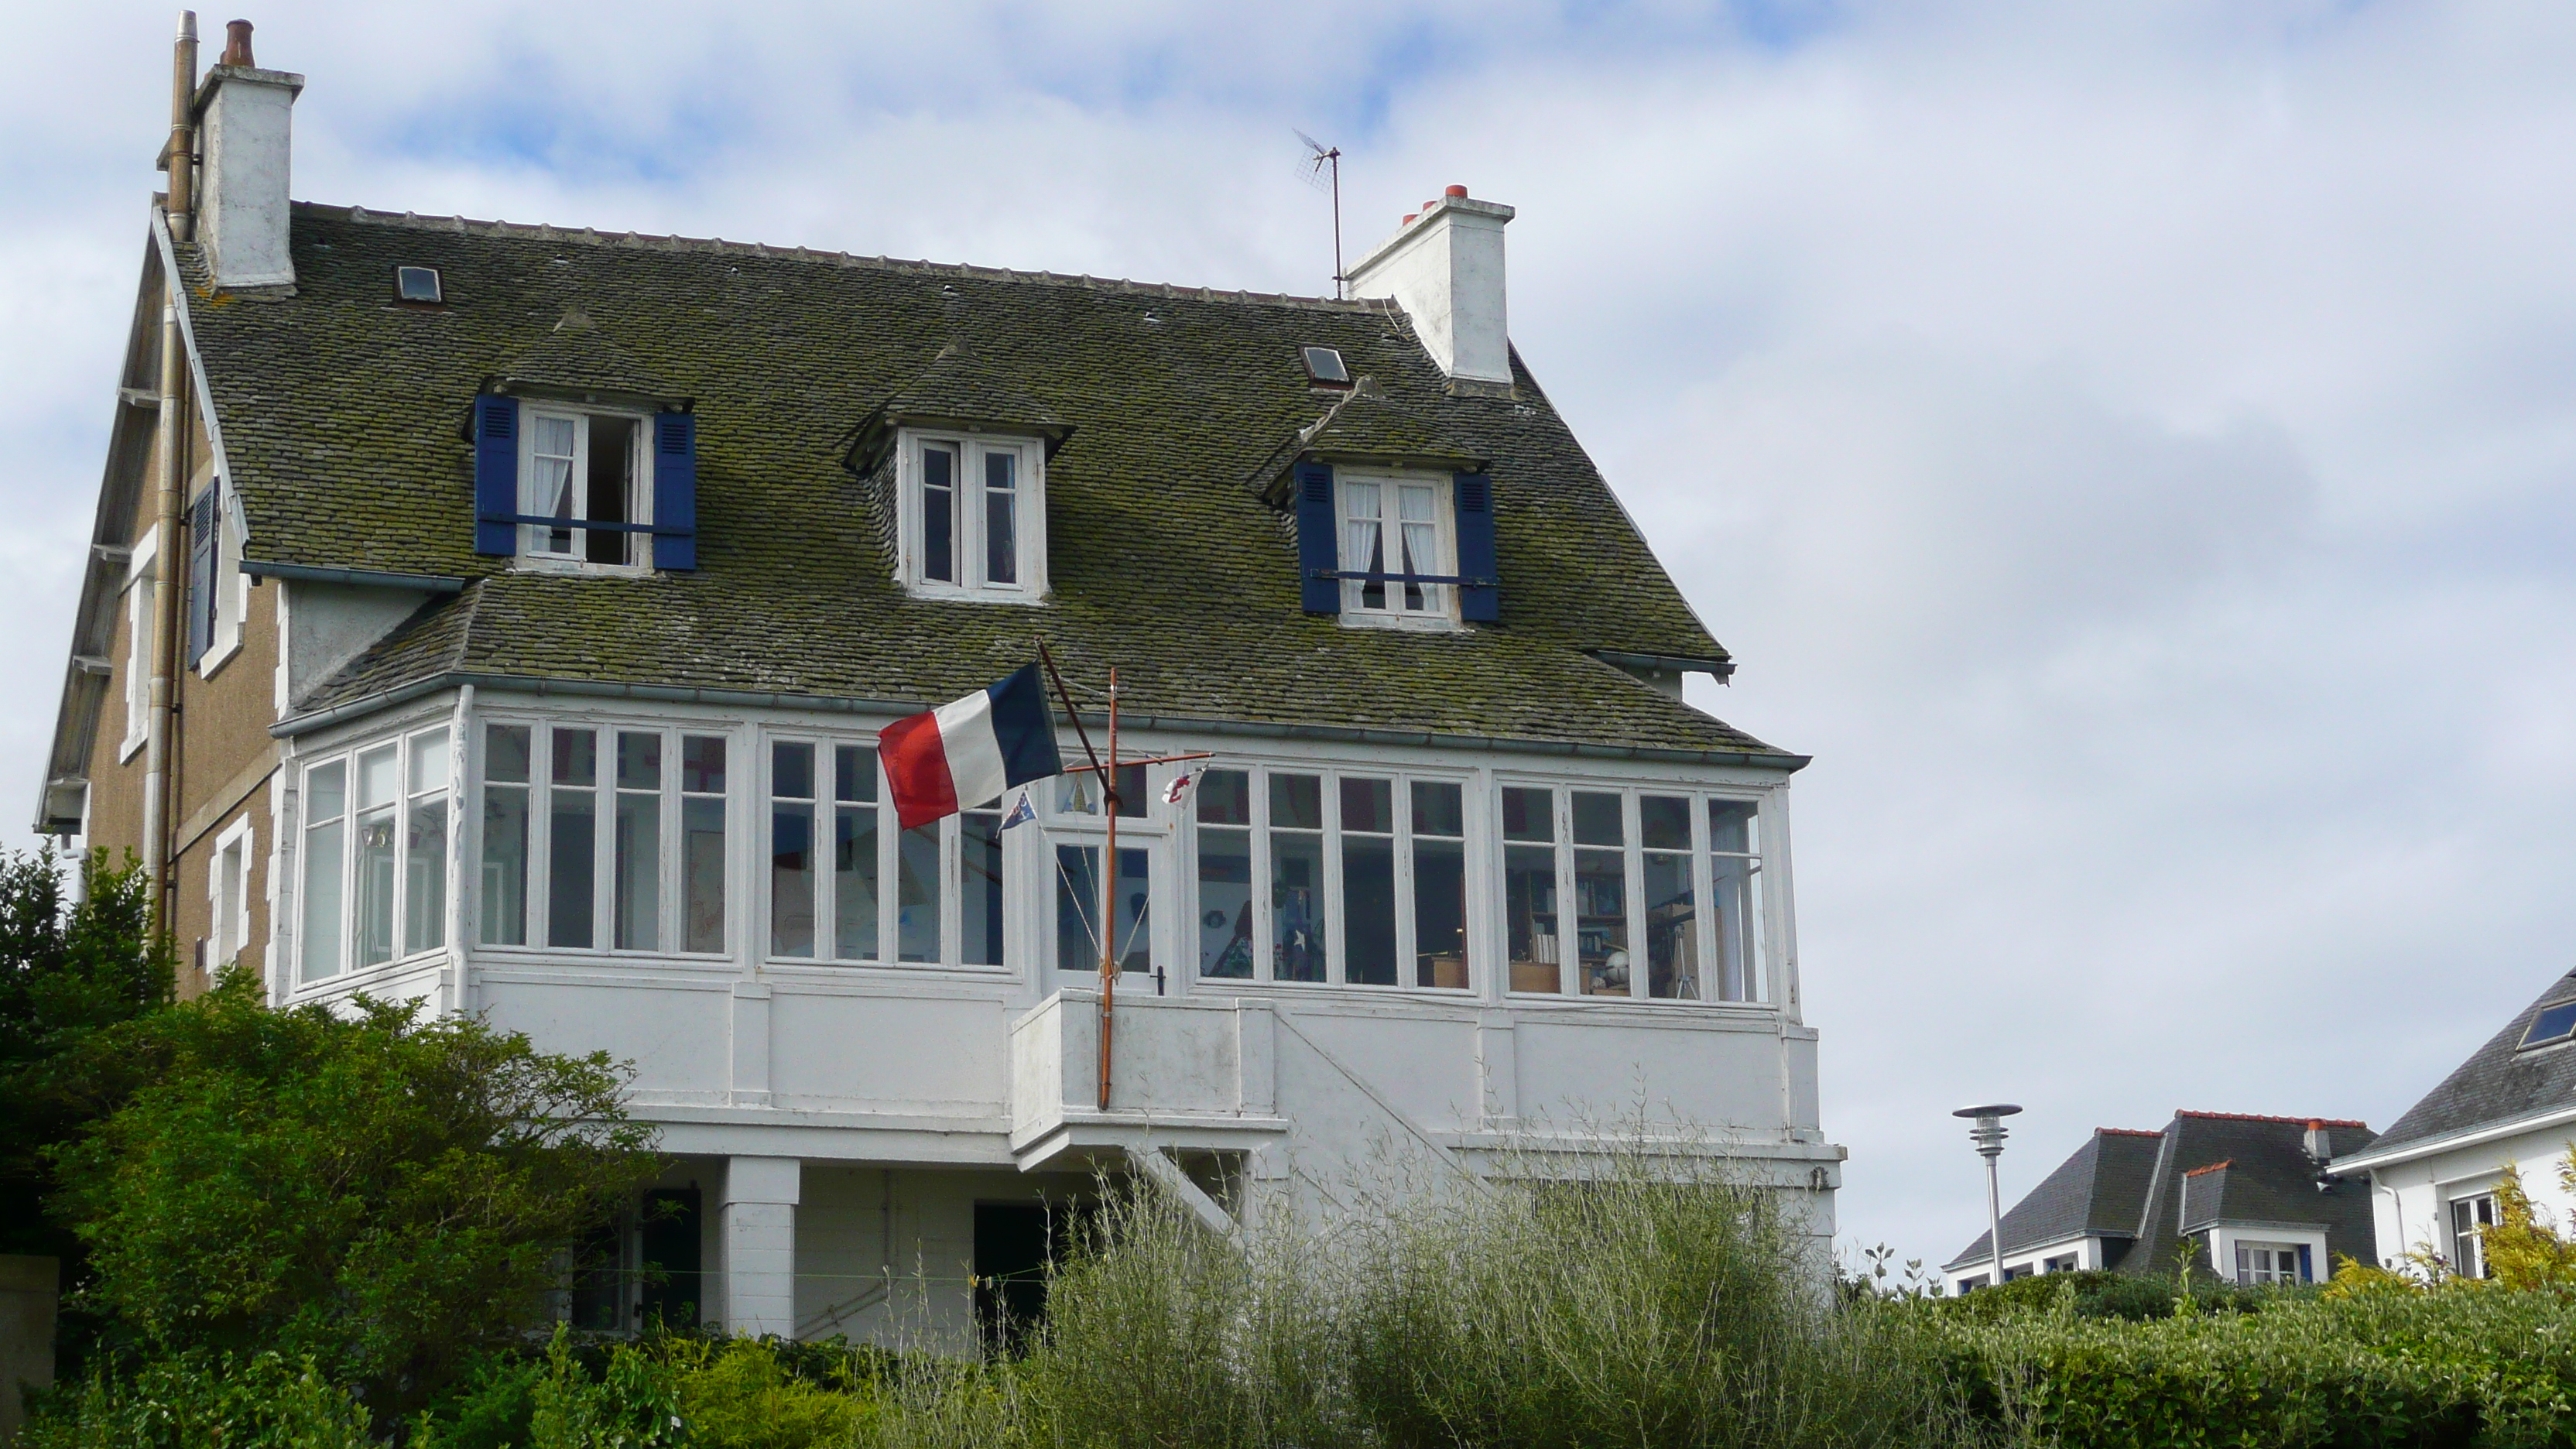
0, 847, 173, 1262
48, 974, 663, 1419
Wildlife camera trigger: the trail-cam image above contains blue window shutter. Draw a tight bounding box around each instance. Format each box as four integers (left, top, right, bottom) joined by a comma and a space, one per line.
186, 488, 218, 664
1454, 471, 1499, 622
653, 412, 698, 570
472, 394, 519, 556
1294, 461, 1338, 614
2297, 1245, 2313, 1283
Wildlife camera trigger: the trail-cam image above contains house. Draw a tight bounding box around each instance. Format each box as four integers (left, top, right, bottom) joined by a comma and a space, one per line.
1941, 1112, 2376, 1293
35, 19, 1842, 1351
2332, 968, 2576, 1277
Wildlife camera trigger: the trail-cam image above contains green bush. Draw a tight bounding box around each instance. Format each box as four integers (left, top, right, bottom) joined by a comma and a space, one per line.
48, 973, 663, 1421
1929, 1268, 2289, 1325
1914, 1279, 2576, 1447
19, 1351, 372, 1449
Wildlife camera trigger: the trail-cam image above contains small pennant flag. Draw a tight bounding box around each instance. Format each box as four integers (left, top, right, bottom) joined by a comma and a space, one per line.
1000, 790, 1037, 831
1163, 769, 1199, 805
879, 664, 1064, 829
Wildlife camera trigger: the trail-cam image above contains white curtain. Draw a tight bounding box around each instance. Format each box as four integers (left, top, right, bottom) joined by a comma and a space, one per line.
529, 415, 577, 519
1342, 481, 1382, 593
1398, 484, 1439, 610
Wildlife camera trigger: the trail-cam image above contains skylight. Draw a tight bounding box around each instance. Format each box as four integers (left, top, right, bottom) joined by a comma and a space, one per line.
396, 265, 443, 303
1301, 346, 1351, 386
2519, 1000, 2576, 1050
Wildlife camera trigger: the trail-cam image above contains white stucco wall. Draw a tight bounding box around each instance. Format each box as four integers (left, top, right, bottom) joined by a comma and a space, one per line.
2358, 1125, 2576, 1275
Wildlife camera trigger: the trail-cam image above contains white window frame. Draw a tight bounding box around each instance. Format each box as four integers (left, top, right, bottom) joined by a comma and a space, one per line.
896, 428, 1048, 603
2451, 1192, 2499, 1279
759, 732, 1010, 972
207, 814, 254, 971
294, 724, 452, 985
1044, 763, 1165, 978
516, 406, 654, 574
1337, 468, 1458, 630
475, 718, 734, 959
1495, 782, 1771, 1004
1178, 762, 1478, 994
2233, 1240, 2306, 1286
120, 533, 159, 762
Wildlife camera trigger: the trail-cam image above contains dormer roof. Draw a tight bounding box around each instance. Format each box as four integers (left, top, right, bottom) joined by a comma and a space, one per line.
848, 341, 1070, 471
488, 306, 681, 406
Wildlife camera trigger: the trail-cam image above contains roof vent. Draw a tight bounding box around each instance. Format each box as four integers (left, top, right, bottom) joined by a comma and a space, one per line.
396, 265, 442, 303
1300, 346, 1351, 387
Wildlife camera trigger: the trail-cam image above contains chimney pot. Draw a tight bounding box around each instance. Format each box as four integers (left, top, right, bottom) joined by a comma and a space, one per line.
1402, 213, 1417, 225
1444, 184, 1468, 198
221, 19, 253, 67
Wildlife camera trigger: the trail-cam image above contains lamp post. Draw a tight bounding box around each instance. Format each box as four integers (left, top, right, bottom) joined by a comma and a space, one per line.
1954, 1103, 2022, 1291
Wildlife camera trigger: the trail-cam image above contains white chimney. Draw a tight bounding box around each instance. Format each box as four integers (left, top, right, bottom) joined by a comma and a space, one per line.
194, 21, 303, 289
1345, 184, 1516, 389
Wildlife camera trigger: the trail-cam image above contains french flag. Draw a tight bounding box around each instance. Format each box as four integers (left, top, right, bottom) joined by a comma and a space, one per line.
880, 664, 1065, 829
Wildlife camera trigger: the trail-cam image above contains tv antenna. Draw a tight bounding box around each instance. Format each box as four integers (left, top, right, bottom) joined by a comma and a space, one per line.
1296, 129, 1345, 299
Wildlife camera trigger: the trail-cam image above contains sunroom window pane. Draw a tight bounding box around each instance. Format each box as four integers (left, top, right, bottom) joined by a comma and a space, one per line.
301, 761, 347, 981
548, 729, 596, 949
1343, 834, 1397, 986
772, 742, 816, 958
480, 725, 529, 947
1198, 824, 1253, 979
615, 732, 661, 952
898, 824, 940, 962
355, 745, 399, 968
1273, 830, 1325, 983
962, 810, 1005, 966
1644, 850, 1697, 1000
1413, 837, 1466, 989
835, 746, 879, 961
681, 735, 726, 954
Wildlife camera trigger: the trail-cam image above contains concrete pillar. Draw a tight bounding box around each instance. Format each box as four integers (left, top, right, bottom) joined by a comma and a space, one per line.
719, 1156, 800, 1338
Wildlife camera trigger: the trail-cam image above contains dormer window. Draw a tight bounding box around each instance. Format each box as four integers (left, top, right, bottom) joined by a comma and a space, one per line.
898, 429, 1046, 601
519, 408, 650, 570
1338, 470, 1456, 625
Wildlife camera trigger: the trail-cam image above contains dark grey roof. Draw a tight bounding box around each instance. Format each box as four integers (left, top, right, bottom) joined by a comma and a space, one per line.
178, 204, 1785, 760
2355, 968, 2576, 1163
1945, 1116, 2378, 1276
2116, 1113, 2377, 1279
1941, 1129, 2163, 1271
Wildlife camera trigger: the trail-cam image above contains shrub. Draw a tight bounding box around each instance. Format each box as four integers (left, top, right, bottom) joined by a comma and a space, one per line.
1928, 1268, 2287, 1324
19, 1351, 372, 1449
1917, 1276, 2576, 1447
48, 974, 663, 1420
997, 1147, 1971, 1449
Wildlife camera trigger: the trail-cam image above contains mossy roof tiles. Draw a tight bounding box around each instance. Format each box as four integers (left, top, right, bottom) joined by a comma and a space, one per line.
187, 204, 1786, 761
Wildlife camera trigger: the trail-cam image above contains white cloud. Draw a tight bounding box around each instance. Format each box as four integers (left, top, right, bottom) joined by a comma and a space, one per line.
5, 0, 2574, 1270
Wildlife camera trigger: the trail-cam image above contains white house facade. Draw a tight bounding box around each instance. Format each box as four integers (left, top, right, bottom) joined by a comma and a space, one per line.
39, 22, 1842, 1355
2334, 970, 2576, 1278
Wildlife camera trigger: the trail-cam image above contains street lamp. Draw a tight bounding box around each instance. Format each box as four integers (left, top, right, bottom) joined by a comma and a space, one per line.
1954, 1103, 2023, 1292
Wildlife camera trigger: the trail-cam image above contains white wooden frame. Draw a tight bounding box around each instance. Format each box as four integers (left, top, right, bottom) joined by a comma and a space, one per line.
207, 813, 255, 969
474, 718, 737, 960
516, 406, 653, 574
1335, 468, 1458, 629
293, 724, 451, 984
1491, 780, 1774, 1004
896, 428, 1048, 603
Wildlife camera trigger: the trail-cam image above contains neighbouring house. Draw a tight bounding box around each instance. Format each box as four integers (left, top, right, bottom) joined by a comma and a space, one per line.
36, 18, 1842, 1351
1941, 1112, 2377, 1294
2332, 968, 2576, 1277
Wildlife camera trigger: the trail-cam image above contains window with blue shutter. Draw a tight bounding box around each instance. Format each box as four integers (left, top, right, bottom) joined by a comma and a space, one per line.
186, 487, 218, 665
653, 411, 697, 570
1453, 471, 1499, 622
472, 394, 519, 556
1295, 461, 1339, 614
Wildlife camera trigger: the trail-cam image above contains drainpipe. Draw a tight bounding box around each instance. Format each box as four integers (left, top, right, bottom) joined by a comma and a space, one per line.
144, 14, 197, 920
166, 14, 198, 242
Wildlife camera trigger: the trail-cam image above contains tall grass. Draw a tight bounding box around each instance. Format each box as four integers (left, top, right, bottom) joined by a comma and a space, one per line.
867, 1142, 1972, 1449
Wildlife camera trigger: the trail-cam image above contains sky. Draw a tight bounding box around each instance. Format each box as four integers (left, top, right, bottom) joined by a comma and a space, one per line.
5, 0, 2575, 1276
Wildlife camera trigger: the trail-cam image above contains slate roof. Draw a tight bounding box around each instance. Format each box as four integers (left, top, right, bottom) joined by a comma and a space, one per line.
1941, 1128, 2163, 1270
1945, 1115, 2378, 1277
2115, 1113, 2377, 1279
181, 204, 1779, 759
2355, 968, 2576, 1163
